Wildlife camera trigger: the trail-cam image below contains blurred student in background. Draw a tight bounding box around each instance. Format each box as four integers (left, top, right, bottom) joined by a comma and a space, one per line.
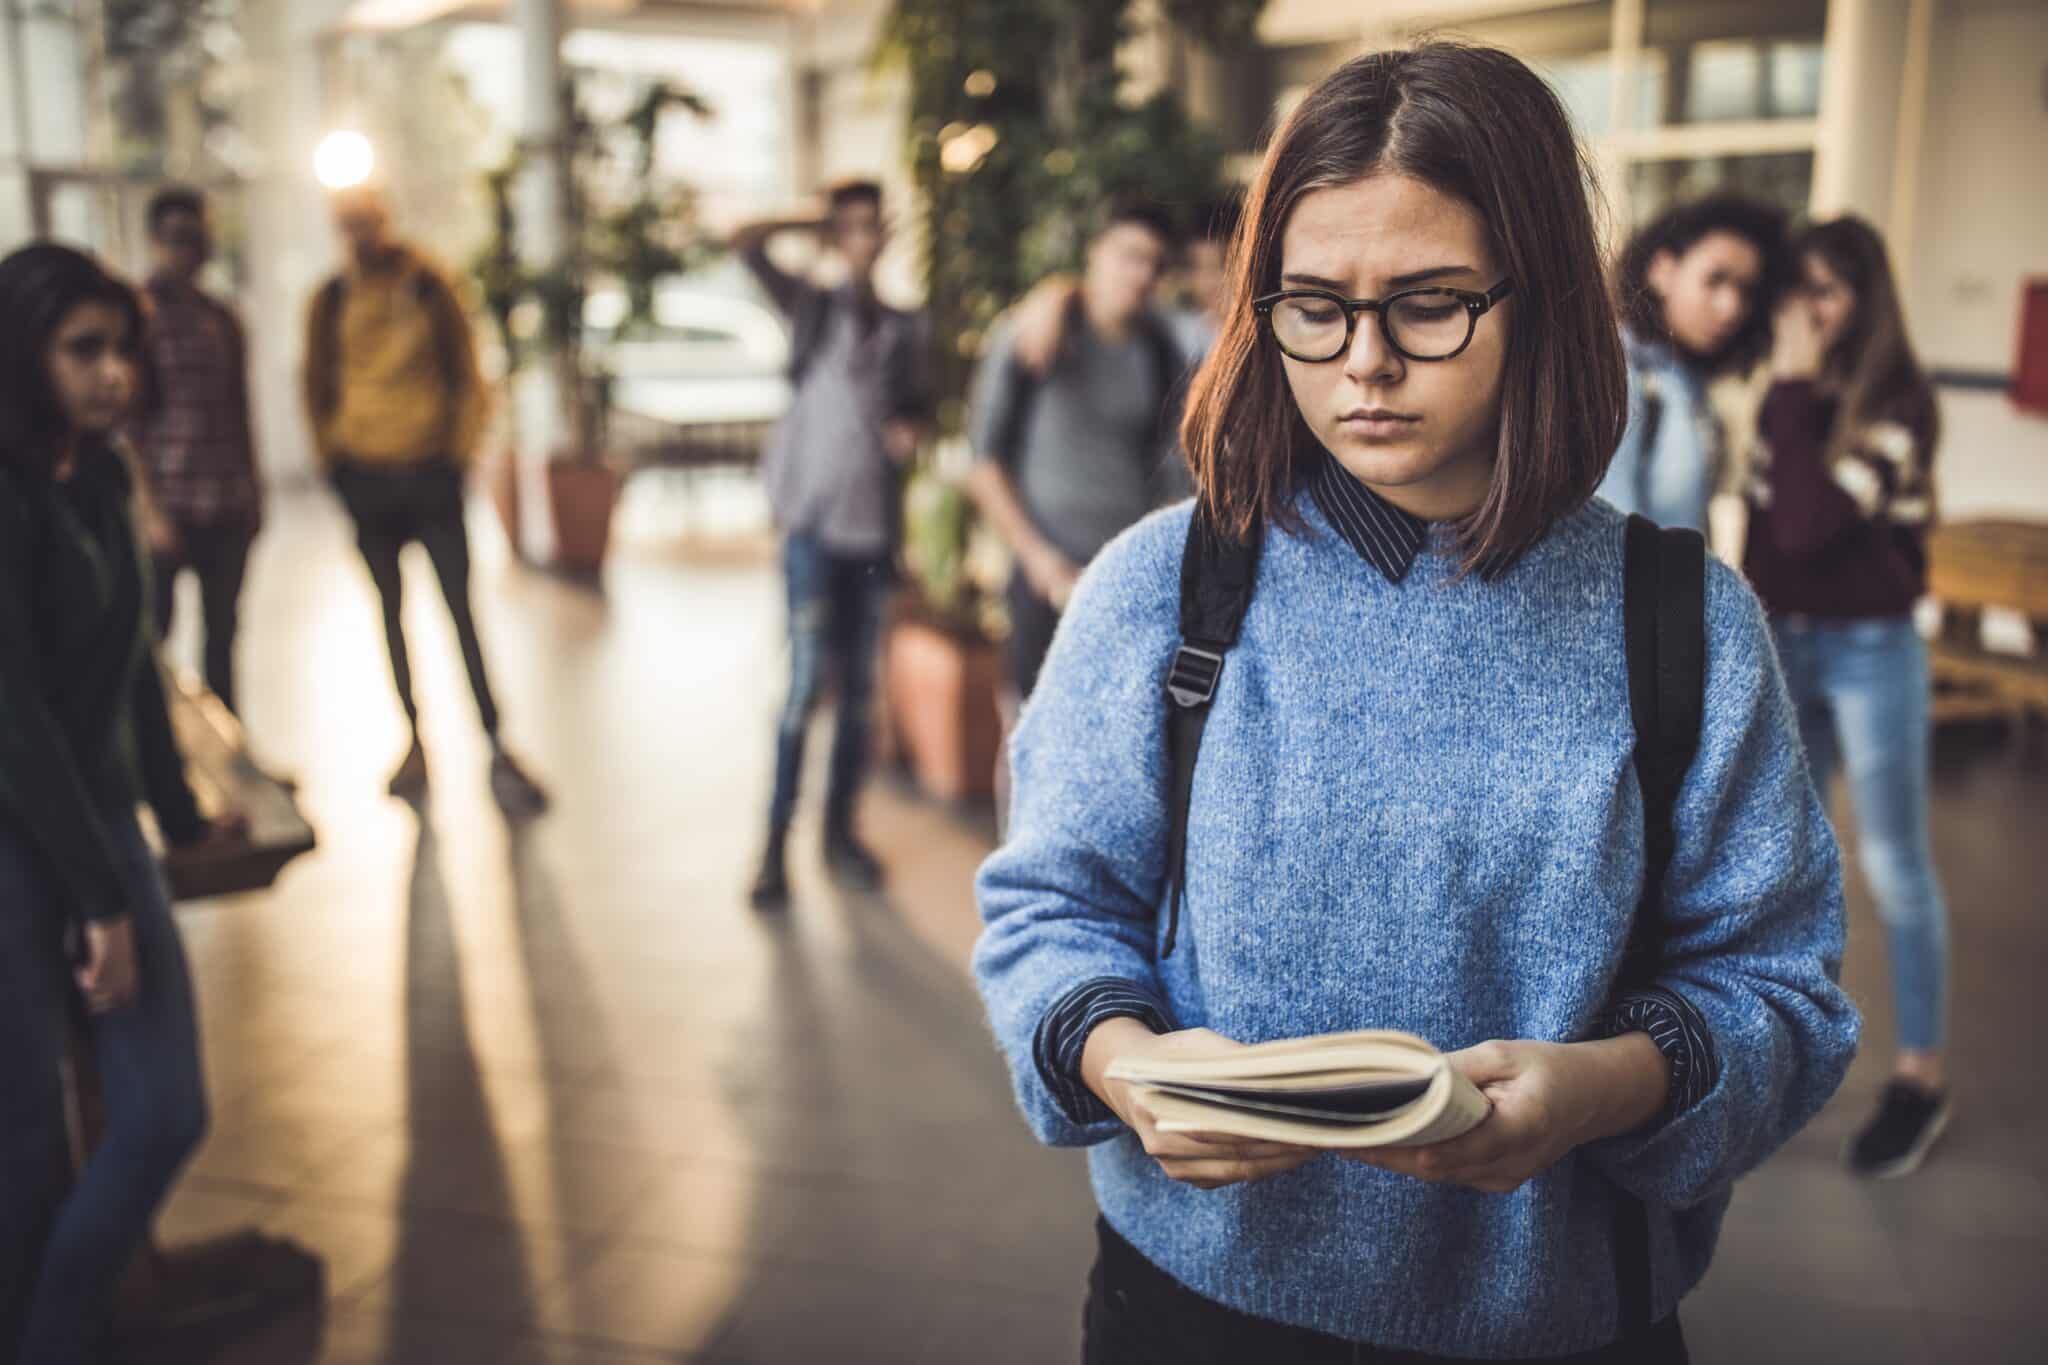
1, 243, 242, 1365
734, 179, 930, 909
1167, 197, 1240, 367
1744, 216, 1952, 1178
304, 184, 546, 813
968, 200, 1186, 709
132, 186, 263, 718
1600, 193, 1790, 532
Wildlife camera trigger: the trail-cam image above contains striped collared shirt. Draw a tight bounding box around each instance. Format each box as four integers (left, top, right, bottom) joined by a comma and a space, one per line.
1307, 452, 1427, 582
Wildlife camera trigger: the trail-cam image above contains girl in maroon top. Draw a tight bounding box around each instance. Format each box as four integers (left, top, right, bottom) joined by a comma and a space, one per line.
1744, 216, 1950, 1178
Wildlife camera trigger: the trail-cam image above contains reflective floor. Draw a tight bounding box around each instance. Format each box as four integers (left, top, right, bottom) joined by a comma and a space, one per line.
152, 482, 2045, 1363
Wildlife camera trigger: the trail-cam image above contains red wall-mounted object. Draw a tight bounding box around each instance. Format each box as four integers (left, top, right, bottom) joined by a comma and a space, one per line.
2016, 278, 2048, 416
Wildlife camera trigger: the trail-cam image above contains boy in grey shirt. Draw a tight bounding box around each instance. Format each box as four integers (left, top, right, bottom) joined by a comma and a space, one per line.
966, 201, 1184, 701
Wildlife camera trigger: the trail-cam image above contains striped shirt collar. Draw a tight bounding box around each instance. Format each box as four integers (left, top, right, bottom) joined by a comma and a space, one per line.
1308, 454, 1429, 583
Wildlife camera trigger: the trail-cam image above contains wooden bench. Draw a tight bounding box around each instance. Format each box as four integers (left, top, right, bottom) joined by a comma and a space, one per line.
156, 672, 314, 898
1926, 520, 2048, 725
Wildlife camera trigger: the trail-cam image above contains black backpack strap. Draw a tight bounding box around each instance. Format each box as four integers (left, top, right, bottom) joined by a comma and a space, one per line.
1614, 512, 1707, 1335
1160, 506, 1262, 958
1621, 514, 1707, 962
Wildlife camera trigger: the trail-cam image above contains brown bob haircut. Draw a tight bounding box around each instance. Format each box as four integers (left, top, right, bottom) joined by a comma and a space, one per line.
1181, 42, 1626, 575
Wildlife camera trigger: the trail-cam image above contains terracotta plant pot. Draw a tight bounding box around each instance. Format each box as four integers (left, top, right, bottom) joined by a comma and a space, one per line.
885, 607, 1001, 806
545, 456, 622, 574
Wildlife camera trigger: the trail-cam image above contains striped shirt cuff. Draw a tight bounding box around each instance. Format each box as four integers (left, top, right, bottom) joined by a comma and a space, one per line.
1032, 977, 1179, 1126
1603, 987, 1718, 1126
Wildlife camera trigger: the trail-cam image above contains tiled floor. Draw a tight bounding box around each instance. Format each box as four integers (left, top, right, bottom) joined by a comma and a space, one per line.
146, 484, 2045, 1363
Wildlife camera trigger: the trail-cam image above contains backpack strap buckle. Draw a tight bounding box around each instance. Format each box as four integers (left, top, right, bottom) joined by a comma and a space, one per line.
1166, 645, 1226, 709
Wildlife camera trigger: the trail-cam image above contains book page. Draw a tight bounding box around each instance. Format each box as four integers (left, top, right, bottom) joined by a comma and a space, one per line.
1106, 1029, 1445, 1088
1140, 1064, 1489, 1150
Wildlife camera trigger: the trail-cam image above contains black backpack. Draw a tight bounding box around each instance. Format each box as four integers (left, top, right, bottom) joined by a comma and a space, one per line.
993, 294, 1188, 478
1159, 506, 1705, 1336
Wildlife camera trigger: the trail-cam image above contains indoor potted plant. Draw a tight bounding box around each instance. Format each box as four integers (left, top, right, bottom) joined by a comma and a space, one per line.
474, 73, 711, 573
873, 0, 1255, 804
885, 461, 1005, 805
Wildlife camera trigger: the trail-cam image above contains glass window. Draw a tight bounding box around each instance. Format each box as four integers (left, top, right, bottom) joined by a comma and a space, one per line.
1642, 0, 1826, 126
1627, 150, 1814, 222
0, 172, 31, 248
1530, 52, 1614, 139
1639, 38, 1825, 124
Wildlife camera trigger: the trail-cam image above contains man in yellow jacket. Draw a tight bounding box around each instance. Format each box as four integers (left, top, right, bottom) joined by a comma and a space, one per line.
304, 185, 544, 810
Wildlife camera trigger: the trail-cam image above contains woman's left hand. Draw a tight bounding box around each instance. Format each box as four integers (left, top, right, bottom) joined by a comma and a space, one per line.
1337, 1037, 1665, 1194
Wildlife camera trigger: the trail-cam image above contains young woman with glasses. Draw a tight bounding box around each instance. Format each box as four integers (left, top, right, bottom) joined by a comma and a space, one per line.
973, 44, 1858, 1363
1745, 216, 1951, 1179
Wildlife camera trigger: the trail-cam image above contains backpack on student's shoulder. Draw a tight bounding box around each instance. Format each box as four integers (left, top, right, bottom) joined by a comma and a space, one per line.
993, 294, 1187, 473
1159, 504, 1705, 1335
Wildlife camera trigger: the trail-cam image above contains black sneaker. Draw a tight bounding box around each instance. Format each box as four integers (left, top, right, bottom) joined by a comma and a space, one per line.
749, 832, 791, 911
824, 829, 885, 893
490, 748, 550, 817
387, 740, 428, 798
1845, 1080, 1951, 1178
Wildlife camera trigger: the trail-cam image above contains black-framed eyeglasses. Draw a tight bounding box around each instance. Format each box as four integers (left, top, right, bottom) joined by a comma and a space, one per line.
1252, 279, 1515, 363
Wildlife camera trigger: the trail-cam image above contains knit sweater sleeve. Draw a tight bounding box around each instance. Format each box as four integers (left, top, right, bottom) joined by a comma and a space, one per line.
1583, 558, 1860, 1208
972, 507, 1188, 1148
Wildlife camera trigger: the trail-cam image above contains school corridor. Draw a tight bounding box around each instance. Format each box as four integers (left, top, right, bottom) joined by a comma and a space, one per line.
151, 486, 2044, 1365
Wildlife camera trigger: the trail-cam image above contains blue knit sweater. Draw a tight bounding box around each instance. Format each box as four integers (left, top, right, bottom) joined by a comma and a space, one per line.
973, 491, 1859, 1359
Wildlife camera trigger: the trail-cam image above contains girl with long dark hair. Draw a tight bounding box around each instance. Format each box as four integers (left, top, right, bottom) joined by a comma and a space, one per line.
1745, 216, 1951, 1177
1597, 193, 1792, 533
974, 44, 1858, 1363
0, 243, 234, 1363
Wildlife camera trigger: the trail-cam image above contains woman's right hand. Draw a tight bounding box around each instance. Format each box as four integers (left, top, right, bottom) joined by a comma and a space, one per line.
75, 915, 140, 1014
1082, 1019, 1318, 1191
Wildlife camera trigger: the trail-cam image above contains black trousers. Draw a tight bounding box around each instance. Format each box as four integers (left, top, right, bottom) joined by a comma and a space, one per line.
152, 522, 255, 714
1082, 1219, 1688, 1365
332, 457, 500, 738
1005, 570, 1064, 701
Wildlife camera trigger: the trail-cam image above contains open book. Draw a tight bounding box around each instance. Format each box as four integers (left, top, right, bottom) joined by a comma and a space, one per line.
1104, 1029, 1490, 1149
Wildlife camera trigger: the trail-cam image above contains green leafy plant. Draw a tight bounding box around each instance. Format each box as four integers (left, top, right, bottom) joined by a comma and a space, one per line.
101, 0, 243, 175
471, 72, 715, 460
878, 0, 1263, 627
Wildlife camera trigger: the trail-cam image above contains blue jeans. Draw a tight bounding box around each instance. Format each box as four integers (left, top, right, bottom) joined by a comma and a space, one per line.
1772, 617, 1949, 1052
767, 535, 891, 833
1, 810, 208, 1365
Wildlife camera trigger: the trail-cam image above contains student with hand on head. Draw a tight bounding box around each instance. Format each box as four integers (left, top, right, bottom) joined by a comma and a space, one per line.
1599, 193, 1792, 533
974, 44, 1857, 1364
1745, 216, 1952, 1180
735, 179, 931, 909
